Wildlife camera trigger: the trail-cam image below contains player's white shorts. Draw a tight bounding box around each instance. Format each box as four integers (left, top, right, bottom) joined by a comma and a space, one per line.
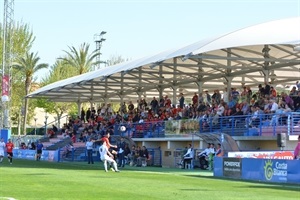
0, 150, 4, 156
101, 155, 116, 164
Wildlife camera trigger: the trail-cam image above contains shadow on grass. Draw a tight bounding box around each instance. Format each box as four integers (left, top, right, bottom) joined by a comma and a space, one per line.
185, 174, 300, 192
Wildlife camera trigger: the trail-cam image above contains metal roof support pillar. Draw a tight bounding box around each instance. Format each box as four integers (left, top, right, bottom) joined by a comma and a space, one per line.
225, 76, 233, 102
196, 81, 203, 95
158, 86, 163, 100
262, 69, 270, 83
172, 86, 178, 106
172, 58, 178, 106
77, 101, 82, 117
137, 92, 142, 99
158, 65, 164, 99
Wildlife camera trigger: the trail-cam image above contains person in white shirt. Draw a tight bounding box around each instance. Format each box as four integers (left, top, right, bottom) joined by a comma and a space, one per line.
99, 140, 120, 172
182, 144, 194, 169
0, 138, 5, 163
197, 143, 211, 169
86, 138, 96, 164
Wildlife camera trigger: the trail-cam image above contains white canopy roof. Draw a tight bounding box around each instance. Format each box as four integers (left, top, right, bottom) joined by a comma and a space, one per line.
28, 17, 300, 103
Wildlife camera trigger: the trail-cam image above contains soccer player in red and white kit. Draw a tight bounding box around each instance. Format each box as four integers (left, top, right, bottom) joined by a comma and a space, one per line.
6, 139, 14, 164
99, 140, 120, 172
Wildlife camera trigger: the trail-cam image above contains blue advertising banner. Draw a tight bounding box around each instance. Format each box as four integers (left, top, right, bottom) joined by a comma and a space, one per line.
13, 149, 59, 162
217, 158, 300, 184
286, 160, 300, 184
214, 157, 223, 177
223, 157, 242, 178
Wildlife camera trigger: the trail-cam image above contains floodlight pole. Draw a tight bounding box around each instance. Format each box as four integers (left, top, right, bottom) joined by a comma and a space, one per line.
1, 0, 14, 130
94, 31, 107, 70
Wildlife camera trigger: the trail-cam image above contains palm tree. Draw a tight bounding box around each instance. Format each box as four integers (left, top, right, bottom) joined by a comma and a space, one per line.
14, 52, 48, 135
59, 43, 100, 75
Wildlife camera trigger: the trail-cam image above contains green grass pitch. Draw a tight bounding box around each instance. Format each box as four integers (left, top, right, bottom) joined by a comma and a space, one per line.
0, 159, 299, 200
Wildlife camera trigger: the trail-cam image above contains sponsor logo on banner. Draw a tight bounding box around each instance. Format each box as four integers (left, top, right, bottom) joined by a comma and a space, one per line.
264, 160, 287, 181
223, 157, 242, 178
228, 151, 294, 160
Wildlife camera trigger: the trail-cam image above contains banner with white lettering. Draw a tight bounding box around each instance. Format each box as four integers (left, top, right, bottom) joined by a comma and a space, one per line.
223, 157, 242, 178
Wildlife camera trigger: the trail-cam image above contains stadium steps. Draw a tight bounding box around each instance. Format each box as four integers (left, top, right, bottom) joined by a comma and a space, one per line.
45, 136, 72, 150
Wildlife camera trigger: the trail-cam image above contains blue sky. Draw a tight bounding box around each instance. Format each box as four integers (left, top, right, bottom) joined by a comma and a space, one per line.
3, 0, 300, 80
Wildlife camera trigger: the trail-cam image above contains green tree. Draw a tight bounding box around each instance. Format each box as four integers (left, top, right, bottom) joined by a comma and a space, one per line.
0, 23, 35, 132
13, 52, 48, 135
36, 60, 77, 127
106, 54, 129, 66
59, 43, 100, 74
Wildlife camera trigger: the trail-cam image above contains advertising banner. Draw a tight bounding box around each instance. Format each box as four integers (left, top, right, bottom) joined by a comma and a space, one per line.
228, 151, 294, 160
214, 158, 300, 184
13, 149, 59, 162
214, 157, 223, 177
242, 158, 289, 183
223, 157, 242, 178
2, 74, 9, 102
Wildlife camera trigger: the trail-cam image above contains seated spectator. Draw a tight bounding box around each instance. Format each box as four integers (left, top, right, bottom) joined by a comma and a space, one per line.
47, 129, 55, 138
215, 143, 224, 157
197, 143, 210, 169
137, 146, 149, 167
128, 145, 137, 166
246, 106, 261, 128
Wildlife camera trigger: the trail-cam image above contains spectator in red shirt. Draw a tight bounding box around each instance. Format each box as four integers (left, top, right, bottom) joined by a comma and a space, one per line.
6, 139, 14, 164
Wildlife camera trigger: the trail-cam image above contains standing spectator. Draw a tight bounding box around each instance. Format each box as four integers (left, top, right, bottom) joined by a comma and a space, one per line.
86, 108, 91, 122
240, 87, 248, 102
294, 135, 300, 160
150, 97, 159, 114
36, 140, 44, 161
246, 86, 253, 103
178, 93, 185, 109
296, 81, 300, 91
204, 90, 211, 105
258, 84, 265, 98
120, 102, 127, 115
6, 139, 14, 164
293, 91, 300, 111
52, 124, 58, 134
81, 108, 85, 122
0, 138, 5, 163
117, 137, 126, 168
208, 143, 215, 170
71, 133, 76, 143
264, 82, 271, 96
270, 86, 277, 99
86, 138, 94, 164
128, 101, 134, 114
192, 93, 198, 106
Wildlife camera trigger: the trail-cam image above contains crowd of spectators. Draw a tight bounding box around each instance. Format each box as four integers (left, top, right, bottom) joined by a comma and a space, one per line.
59, 81, 300, 142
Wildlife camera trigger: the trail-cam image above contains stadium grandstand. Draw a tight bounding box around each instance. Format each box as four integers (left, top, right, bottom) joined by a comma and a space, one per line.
18, 17, 300, 168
